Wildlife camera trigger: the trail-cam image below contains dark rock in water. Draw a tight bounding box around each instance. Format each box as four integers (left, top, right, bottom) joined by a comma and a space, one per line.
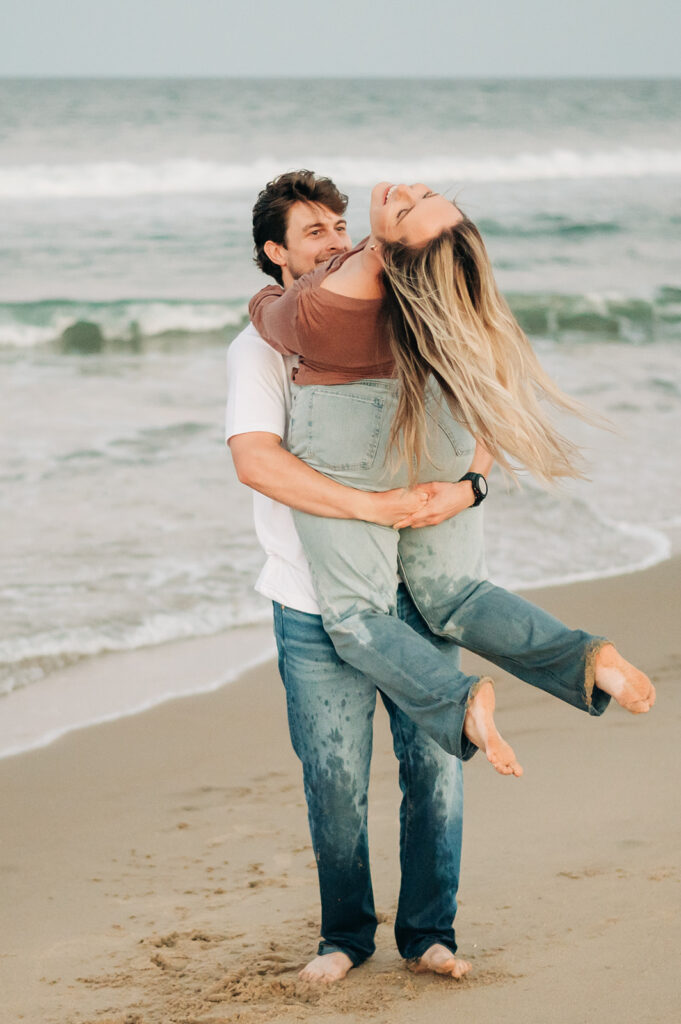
61, 320, 104, 353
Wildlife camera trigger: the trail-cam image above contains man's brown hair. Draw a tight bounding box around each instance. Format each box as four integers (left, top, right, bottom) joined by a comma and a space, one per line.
252, 170, 348, 286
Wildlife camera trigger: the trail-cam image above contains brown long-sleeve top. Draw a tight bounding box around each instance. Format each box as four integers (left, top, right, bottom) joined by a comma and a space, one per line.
248, 241, 395, 385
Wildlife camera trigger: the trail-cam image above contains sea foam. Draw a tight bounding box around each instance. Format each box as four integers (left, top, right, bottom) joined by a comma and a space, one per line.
0, 299, 246, 348
2, 148, 681, 200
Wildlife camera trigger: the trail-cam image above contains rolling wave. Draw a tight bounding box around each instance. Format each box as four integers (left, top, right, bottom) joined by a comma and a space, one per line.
2, 290, 678, 350
2, 148, 681, 200
0, 299, 247, 349
510, 289, 681, 344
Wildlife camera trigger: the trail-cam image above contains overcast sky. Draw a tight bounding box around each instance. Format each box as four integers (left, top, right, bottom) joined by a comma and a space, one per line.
2, 0, 679, 78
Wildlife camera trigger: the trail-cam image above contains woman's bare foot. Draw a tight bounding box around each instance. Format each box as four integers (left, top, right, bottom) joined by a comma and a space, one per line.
408, 943, 472, 979
298, 951, 353, 983
464, 679, 523, 776
594, 644, 656, 713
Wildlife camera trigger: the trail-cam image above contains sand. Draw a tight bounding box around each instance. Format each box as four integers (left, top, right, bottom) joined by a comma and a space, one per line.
1, 556, 680, 1024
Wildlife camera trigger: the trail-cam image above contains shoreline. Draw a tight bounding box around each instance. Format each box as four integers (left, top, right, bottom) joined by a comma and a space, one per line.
3, 523, 680, 761
0, 622, 275, 761
1, 554, 679, 1023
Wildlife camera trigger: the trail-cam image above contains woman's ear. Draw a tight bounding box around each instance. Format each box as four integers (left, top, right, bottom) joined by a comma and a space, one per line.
367, 237, 384, 259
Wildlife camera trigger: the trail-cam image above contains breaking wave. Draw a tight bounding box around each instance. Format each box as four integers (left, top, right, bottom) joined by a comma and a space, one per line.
0, 299, 247, 349
2, 289, 679, 350
2, 148, 681, 200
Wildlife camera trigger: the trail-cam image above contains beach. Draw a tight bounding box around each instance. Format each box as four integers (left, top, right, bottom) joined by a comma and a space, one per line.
2, 555, 679, 1024
2, 74, 679, 1023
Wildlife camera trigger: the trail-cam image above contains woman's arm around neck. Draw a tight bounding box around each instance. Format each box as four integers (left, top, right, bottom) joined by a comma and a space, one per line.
320, 239, 385, 300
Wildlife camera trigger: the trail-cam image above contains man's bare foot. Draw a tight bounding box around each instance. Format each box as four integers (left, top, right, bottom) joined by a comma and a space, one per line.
463, 679, 523, 776
408, 943, 472, 979
594, 644, 656, 713
298, 951, 353, 983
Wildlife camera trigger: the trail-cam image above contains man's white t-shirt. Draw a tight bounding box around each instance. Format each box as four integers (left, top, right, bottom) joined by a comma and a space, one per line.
225, 322, 321, 615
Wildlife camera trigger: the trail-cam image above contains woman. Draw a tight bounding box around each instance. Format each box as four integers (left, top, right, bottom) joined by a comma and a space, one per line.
248, 182, 654, 775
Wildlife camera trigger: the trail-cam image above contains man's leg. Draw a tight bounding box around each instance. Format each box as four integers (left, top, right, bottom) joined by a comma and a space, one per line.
273, 602, 378, 973
383, 586, 469, 976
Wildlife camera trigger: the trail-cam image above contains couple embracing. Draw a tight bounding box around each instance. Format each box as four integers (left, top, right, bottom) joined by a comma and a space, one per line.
226, 170, 654, 984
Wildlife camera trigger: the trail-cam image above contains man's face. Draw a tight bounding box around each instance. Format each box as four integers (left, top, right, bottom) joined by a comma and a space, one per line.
276, 202, 351, 285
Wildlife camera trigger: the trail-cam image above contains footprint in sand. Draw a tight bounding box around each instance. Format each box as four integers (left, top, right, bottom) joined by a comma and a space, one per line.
648, 867, 679, 881
150, 952, 190, 972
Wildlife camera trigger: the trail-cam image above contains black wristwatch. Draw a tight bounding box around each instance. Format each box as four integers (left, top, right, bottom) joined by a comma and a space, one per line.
459, 472, 488, 507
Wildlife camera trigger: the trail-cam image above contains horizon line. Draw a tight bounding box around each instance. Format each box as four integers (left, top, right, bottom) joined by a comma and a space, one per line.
1, 72, 680, 82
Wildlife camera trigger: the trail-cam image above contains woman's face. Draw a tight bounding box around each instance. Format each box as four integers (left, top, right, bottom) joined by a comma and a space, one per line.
369, 182, 463, 247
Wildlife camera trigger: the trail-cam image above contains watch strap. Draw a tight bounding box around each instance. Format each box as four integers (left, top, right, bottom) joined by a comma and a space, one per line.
459, 471, 488, 507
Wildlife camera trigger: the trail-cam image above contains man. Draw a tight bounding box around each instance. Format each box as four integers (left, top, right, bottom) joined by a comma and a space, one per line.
225, 170, 492, 983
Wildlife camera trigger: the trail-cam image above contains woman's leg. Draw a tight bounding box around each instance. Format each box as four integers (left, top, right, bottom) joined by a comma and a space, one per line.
288, 382, 528, 770
289, 381, 649, 740
292, 509, 480, 758
288, 380, 486, 759
398, 529, 610, 716
394, 393, 611, 715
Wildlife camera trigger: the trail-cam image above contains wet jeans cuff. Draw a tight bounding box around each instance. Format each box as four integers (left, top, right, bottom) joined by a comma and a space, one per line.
317, 940, 367, 967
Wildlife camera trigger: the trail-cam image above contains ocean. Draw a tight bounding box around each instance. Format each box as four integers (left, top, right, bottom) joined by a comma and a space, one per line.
2, 77, 680, 755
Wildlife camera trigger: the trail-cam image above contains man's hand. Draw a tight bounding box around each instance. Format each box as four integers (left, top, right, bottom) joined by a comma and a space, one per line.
392, 480, 475, 530
228, 434, 486, 529
229, 432, 432, 524
362, 487, 429, 527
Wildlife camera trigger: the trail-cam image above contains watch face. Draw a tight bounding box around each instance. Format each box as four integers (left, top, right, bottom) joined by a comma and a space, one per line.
478, 475, 488, 496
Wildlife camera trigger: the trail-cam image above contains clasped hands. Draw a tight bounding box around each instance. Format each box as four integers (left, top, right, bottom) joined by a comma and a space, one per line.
369, 480, 476, 530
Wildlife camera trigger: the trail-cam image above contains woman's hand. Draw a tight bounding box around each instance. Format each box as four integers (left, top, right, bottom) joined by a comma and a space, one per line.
392, 480, 475, 529
360, 487, 429, 527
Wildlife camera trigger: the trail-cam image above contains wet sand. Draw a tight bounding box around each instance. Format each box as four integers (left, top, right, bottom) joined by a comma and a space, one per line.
1, 556, 679, 1024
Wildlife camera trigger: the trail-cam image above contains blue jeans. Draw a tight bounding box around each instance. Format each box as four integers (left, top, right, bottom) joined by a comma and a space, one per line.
273, 585, 464, 966
288, 379, 610, 759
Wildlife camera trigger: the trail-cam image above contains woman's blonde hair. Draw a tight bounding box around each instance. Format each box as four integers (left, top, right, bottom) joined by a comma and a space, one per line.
382, 217, 590, 485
